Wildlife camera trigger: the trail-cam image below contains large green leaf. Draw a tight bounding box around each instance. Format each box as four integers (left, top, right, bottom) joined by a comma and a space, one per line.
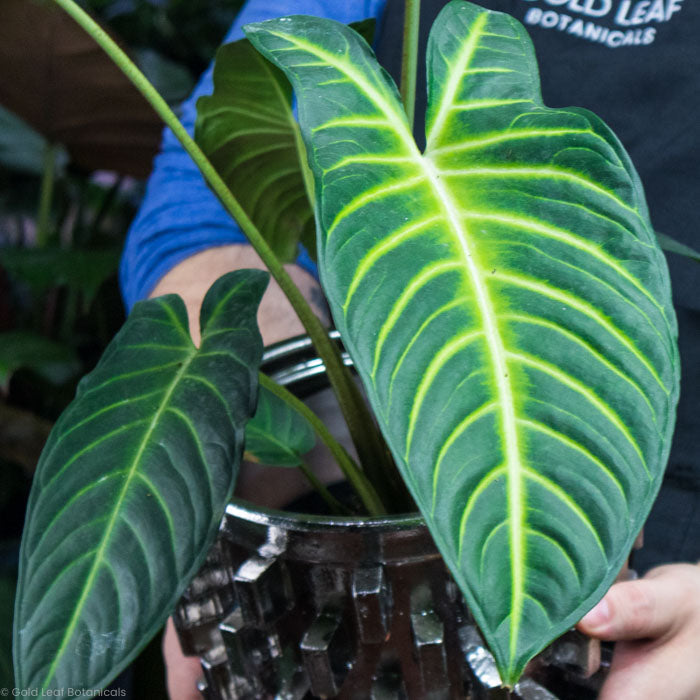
14, 269, 267, 690
246, 3, 679, 685
244, 383, 316, 467
196, 38, 316, 262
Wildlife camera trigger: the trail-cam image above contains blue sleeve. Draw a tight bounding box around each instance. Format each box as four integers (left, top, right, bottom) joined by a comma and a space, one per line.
120, 0, 387, 309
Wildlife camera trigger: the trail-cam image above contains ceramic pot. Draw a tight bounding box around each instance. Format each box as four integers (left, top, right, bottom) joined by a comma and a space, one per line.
173, 335, 606, 699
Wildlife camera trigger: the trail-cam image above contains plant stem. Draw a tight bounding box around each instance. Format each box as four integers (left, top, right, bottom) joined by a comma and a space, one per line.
259, 373, 385, 515
36, 143, 57, 248
50, 0, 396, 507
297, 460, 352, 516
400, 0, 421, 130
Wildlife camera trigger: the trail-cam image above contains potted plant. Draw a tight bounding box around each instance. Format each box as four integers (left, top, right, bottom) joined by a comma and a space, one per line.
12, 0, 679, 696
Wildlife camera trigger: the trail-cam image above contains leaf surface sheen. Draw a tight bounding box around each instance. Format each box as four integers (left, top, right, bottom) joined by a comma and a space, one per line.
13, 270, 267, 690
196, 38, 316, 262
245, 2, 680, 684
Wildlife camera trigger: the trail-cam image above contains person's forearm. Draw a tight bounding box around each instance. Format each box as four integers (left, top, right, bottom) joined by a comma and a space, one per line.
120, 0, 388, 309
148, 243, 329, 346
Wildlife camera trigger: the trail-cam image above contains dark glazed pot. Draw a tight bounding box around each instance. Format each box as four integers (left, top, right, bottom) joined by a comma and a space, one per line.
176, 502, 475, 698
173, 334, 607, 699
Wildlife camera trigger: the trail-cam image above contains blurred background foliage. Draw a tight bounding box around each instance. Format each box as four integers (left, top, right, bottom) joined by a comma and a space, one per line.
0, 0, 244, 693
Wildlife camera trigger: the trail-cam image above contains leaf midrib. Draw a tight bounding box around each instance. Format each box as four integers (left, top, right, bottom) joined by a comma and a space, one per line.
418, 10, 526, 661
39, 351, 195, 689
420, 154, 525, 659
272, 18, 528, 659
268, 17, 547, 664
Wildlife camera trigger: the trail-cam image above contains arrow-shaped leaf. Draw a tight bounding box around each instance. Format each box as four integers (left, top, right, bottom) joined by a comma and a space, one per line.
246, 3, 679, 684
13, 269, 267, 690
195, 20, 376, 265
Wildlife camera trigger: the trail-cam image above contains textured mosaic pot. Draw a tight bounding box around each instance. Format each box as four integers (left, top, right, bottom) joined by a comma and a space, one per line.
173, 335, 608, 699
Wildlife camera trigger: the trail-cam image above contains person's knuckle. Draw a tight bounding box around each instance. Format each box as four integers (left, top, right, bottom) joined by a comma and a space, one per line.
617, 581, 655, 635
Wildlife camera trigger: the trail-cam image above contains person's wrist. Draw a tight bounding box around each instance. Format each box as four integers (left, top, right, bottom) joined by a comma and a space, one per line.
148, 244, 327, 346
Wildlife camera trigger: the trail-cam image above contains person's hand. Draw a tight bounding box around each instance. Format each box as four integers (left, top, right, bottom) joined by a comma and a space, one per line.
577, 563, 700, 700
163, 618, 202, 700
164, 563, 700, 699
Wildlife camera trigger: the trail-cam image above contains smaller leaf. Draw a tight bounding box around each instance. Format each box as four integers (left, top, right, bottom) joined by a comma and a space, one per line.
134, 49, 194, 106
196, 38, 315, 262
14, 269, 268, 690
0, 332, 80, 391
1, 248, 120, 307
0, 106, 69, 176
244, 383, 316, 467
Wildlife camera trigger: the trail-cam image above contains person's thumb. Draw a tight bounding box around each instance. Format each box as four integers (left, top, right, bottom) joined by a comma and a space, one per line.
576, 573, 680, 641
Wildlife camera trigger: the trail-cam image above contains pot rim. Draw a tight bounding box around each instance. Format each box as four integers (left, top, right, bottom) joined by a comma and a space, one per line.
225, 496, 425, 532
247, 333, 424, 532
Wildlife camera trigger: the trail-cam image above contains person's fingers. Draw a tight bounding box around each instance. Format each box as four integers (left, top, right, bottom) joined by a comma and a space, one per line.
597, 633, 700, 700
578, 564, 700, 700
576, 564, 698, 641
162, 618, 202, 700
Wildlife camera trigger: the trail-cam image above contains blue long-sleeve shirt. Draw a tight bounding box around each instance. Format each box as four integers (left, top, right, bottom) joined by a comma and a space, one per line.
119, 0, 387, 309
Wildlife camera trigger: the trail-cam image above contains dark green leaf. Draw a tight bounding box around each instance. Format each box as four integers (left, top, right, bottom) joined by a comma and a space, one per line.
14, 269, 268, 690
0, 106, 69, 176
244, 383, 316, 467
0, 332, 80, 391
134, 49, 195, 106
1, 248, 121, 308
196, 38, 315, 262
247, 3, 679, 684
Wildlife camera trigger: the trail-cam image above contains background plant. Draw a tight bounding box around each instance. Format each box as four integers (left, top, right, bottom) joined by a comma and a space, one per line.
0, 0, 248, 693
